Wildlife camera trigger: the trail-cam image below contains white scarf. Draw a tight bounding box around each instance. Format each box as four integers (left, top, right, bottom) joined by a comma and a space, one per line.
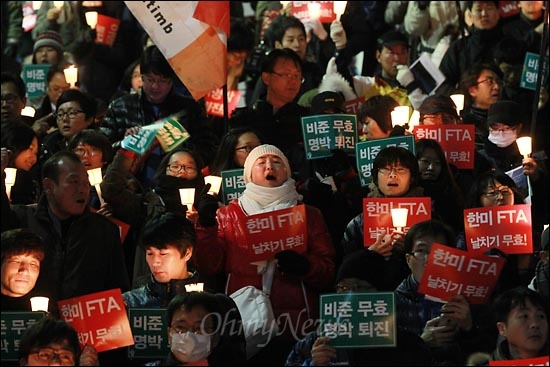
238, 178, 302, 215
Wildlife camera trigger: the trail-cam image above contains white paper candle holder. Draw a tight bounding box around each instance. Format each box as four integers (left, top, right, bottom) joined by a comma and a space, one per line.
64, 65, 78, 87
516, 137, 532, 159
391, 106, 410, 127
391, 208, 408, 232
450, 94, 465, 114
85, 11, 98, 29
204, 175, 223, 196
4, 167, 17, 201
333, 1, 347, 20
30, 296, 49, 312
87, 168, 104, 205
179, 188, 195, 208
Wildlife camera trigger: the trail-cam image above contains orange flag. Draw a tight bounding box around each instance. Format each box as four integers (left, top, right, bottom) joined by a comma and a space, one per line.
124, 1, 229, 101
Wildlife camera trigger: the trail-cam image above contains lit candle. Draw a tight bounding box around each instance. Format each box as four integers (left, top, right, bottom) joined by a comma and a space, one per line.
53, 1, 64, 9
21, 106, 36, 118
179, 188, 195, 208
391, 208, 408, 233
333, 1, 347, 20
87, 168, 104, 206
391, 106, 410, 127
408, 110, 420, 132
63, 65, 78, 87
307, 2, 321, 20
516, 136, 532, 159
450, 94, 464, 114
4, 167, 17, 202
30, 296, 49, 312
85, 11, 98, 30
204, 175, 223, 196
32, 1, 43, 11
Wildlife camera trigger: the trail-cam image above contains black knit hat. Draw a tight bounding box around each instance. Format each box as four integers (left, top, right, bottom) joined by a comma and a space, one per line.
487, 100, 523, 127
377, 30, 409, 50
335, 250, 392, 291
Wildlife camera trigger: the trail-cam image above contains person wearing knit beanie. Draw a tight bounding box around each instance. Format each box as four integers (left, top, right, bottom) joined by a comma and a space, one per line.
32, 31, 64, 65
242, 144, 292, 185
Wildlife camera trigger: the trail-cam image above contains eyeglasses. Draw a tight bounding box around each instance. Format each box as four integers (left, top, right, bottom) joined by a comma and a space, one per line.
31, 347, 75, 365
235, 145, 258, 153
476, 77, 501, 88
378, 166, 410, 176
142, 75, 172, 86
54, 110, 84, 121
409, 251, 429, 261
74, 147, 101, 157
270, 71, 305, 84
167, 164, 197, 174
1, 94, 19, 104
483, 187, 513, 199
489, 126, 515, 133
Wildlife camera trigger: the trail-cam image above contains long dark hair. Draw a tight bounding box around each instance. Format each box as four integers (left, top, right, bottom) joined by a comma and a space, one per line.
209, 126, 264, 176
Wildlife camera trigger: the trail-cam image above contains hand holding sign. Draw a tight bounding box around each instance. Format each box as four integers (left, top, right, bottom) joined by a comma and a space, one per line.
275, 250, 310, 276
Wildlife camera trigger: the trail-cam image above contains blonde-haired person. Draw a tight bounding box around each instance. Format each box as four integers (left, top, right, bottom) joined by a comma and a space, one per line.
192, 144, 336, 365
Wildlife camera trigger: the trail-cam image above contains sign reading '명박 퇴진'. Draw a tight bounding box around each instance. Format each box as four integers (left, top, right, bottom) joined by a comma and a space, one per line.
301, 114, 357, 160
320, 292, 396, 348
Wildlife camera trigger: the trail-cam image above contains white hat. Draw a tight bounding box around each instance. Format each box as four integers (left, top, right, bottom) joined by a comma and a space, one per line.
242, 144, 291, 184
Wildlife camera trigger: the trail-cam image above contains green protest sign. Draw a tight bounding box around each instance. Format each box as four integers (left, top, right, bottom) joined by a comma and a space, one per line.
319, 292, 396, 348
221, 168, 245, 205
121, 113, 190, 155
1, 311, 46, 361
21, 64, 51, 100
356, 135, 415, 187
520, 52, 549, 91
127, 308, 169, 360
301, 114, 357, 159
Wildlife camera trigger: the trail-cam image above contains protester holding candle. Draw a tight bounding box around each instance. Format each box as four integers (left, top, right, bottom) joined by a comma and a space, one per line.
340, 146, 424, 263
477, 100, 549, 264
192, 144, 335, 365
1, 228, 46, 312
100, 146, 208, 288
1, 121, 41, 205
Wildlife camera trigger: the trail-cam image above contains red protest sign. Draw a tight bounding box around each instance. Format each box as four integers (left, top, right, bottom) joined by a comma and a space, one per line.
89, 208, 130, 244
95, 14, 120, 47
362, 197, 431, 247
344, 96, 365, 115
489, 355, 549, 366
464, 204, 533, 255
240, 204, 308, 263
413, 125, 475, 169
290, 1, 337, 24
204, 88, 241, 118
418, 243, 505, 304
57, 289, 134, 352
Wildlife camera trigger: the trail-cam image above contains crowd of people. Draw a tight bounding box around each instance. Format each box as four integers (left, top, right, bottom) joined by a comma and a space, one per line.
1, 1, 549, 366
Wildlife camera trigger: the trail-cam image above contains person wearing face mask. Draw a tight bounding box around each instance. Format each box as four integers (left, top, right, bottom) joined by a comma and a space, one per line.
477, 100, 548, 240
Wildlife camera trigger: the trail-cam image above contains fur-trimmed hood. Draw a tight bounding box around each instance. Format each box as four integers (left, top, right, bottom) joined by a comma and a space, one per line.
318, 73, 357, 101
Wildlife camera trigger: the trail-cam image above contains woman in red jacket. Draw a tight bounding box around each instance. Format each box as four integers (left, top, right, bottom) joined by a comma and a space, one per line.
192, 144, 336, 366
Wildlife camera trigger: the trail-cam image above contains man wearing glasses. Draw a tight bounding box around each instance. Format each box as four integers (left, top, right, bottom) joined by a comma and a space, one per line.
100, 45, 213, 189
439, 1, 502, 94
